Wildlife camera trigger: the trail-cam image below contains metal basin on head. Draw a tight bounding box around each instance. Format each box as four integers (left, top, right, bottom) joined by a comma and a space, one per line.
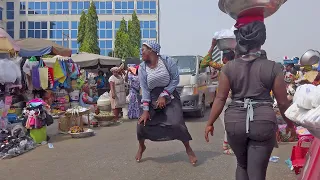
218, 0, 288, 19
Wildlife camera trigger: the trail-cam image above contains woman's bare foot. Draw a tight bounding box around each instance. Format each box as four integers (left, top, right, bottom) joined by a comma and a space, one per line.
135, 144, 146, 162
186, 148, 197, 165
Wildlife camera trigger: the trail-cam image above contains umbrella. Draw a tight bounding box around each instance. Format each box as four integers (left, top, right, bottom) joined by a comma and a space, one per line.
0, 28, 20, 52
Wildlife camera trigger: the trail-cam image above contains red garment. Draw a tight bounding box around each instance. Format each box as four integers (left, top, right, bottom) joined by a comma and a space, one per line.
48, 67, 54, 87
235, 15, 264, 29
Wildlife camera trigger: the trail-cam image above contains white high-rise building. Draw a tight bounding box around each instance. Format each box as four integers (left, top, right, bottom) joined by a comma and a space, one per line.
0, 0, 160, 55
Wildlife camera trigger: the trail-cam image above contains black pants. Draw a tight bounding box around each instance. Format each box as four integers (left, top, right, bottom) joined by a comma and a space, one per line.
225, 121, 277, 180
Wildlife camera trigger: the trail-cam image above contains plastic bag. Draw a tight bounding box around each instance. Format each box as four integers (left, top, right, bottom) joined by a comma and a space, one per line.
294, 84, 316, 110
285, 103, 308, 124
0, 59, 22, 84
302, 106, 320, 128
311, 86, 320, 108
97, 92, 111, 106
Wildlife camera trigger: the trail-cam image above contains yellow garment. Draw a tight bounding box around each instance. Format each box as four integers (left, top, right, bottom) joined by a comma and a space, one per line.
53, 59, 66, 83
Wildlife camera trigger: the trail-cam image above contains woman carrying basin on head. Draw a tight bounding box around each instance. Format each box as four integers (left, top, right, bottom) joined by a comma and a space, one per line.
136, 40, 197, 165
205, 16, 296, 180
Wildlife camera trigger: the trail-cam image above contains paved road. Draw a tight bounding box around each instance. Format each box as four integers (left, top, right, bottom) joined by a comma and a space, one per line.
0, 110, 297, 180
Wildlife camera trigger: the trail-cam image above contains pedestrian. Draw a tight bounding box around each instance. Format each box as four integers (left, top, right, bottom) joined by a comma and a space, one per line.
205, 19, 296, 180
109, 66, 126, 122
126, 65, 141, 119
136, 40, 197, 165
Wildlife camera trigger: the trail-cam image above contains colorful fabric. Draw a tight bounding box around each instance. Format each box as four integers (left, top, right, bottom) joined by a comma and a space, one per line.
95, 76, 105, 89
200, 53, 223, 69
128, 76, 140, 119
143, 40, 161, 54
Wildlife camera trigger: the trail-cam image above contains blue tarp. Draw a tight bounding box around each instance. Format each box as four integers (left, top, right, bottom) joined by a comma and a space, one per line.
18, 46, 52, 57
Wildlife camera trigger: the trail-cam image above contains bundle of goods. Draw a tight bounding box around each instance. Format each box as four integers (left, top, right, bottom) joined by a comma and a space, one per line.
0, 125, 36, 159
0, 57, 22, 85
68, 126, 94, 138
285, 84, 320, 139
52, 89, 70, 111
22, 98, 53, 143
97, 92, 111, 111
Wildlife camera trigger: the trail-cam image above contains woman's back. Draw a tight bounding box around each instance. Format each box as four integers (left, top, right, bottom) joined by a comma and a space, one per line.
223, 57, 282, 102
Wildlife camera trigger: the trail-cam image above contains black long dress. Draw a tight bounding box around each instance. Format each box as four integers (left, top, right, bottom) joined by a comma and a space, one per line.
137, 87, 192, 142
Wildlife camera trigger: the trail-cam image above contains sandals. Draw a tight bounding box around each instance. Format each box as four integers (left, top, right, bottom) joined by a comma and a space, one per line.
223, 149, 234, 155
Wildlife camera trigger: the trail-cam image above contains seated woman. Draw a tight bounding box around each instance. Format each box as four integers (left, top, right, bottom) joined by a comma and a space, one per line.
79, 83, 97, 112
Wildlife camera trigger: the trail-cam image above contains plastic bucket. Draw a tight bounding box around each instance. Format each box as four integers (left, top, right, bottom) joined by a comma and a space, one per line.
69, 90, 80, 101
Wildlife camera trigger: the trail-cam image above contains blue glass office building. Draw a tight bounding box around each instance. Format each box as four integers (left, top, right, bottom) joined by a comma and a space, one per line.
0, 0, 159, 56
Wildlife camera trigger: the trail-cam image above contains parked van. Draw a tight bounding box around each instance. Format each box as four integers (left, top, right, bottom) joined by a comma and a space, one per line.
172, 55, 214, 117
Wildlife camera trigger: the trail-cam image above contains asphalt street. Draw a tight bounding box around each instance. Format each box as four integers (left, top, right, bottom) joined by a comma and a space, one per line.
0, 110, 297, 180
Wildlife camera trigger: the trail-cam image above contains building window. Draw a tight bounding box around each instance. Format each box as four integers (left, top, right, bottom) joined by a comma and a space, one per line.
94, 1, 112, 14
28, 2, 47, 14
71, 40, 79, 53
137, 0, 156, 14
6, 21, 14, 38
99, 40, 112, 56
20, 22, 26, 39
70, 21, 78, 39
28, 21, 48, 38
6, 2, 14, 20
140, 20, 157, 39
99, 21, 113, 39
0, 8, 2, 20
115, 1, 134, 14
49, 21, 69, 47
50, 2, 69, 15
20, 2, 26, 14
71, 1, 90, 14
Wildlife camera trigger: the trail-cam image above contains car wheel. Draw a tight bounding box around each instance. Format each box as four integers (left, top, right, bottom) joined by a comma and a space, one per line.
196, 98, 205, 118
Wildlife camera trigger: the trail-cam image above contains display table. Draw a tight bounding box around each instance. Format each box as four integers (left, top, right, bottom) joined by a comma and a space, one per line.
298, 137, 320, 180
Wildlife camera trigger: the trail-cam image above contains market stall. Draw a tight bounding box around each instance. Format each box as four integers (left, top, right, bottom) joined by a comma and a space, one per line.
17, 38, 72, 57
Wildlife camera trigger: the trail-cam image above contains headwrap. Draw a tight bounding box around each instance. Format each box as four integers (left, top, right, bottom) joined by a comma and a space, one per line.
235, 15, 264, 29
234, 21, 266, 55
142, 40, 161, 55
110, 67, 119, 73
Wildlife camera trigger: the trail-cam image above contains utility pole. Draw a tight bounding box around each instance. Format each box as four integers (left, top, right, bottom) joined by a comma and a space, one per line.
62, 32, 70, 48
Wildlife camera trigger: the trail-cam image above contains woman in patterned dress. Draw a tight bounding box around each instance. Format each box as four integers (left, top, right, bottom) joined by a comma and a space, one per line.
109, 67, 126, 122
127, 65, 141, 119
136, 40, 197, 165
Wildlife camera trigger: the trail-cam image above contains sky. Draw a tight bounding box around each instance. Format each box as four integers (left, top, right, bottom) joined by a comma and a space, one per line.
159, 0, 320, 61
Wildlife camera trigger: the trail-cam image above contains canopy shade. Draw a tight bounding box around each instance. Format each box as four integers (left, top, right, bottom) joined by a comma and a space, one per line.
16, 38, 72, 57
0, 28, 20, 52
42, 52, 121, 68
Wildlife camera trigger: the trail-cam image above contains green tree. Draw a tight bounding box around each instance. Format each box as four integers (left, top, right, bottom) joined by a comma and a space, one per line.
80, 1, 100, 54
127, 12, 141, 57
108, 51, 113, 57
77, 11, 86, 48
114, 18, 132, 59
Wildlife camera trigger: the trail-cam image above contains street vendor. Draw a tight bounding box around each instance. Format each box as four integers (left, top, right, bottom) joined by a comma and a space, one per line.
79, 83, 97, 112
205, 18, 296, 180
312, 61, 320, 85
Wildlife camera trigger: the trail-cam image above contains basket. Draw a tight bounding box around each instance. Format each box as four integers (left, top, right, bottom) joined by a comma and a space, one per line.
94, 115, 115, 121
68, 130, 94, 138
98, 105, 111, 111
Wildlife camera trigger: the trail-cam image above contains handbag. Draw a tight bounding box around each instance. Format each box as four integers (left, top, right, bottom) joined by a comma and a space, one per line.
291, 135, 314, 175
38, 59, 49, 89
